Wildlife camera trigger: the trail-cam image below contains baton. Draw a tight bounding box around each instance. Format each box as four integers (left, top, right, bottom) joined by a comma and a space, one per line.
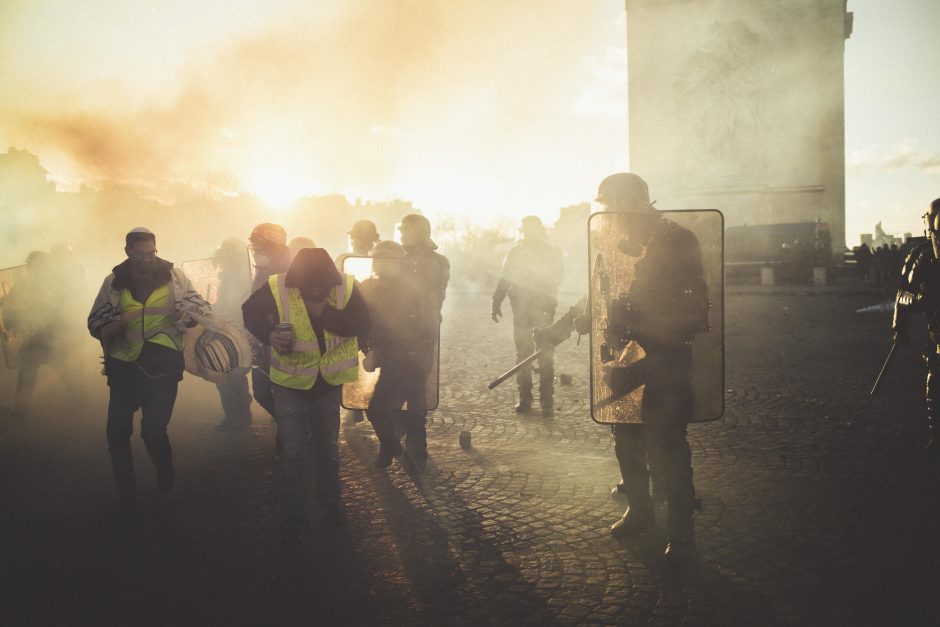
870, 342, 897, 396
488, 350, 542, 389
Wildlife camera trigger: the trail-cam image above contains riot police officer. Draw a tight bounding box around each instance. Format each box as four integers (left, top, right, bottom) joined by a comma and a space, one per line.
537, 173, 704, 564
893, 198, 940, 460
492, 216, 564, 416
396, 213, 449, 469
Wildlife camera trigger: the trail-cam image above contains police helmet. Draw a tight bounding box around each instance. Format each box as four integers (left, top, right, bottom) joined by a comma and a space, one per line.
398, 214, 432, 241
596, 173, 654, 212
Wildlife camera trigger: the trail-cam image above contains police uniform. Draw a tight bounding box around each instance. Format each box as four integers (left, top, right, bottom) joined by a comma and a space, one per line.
492, 236, 564, 414
893, 235, 940, 458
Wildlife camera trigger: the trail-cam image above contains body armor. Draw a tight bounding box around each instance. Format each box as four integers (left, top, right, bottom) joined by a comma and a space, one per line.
893, 241, 940, 457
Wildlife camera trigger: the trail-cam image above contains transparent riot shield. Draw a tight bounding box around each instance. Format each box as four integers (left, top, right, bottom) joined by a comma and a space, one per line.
182, 248, 252, 324
589, 210, 723, 424
0, 264, 29, 368
341, 255, 442, 412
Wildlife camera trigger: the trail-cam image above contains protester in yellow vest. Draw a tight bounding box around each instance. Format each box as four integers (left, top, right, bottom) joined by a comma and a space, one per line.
87, 227, 217, 511
242, 247, 369, 551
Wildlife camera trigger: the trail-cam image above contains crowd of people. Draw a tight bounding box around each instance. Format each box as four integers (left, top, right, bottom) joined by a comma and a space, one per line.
852, 241, 907, 290
19, 174, 933, 568
79, 212, 452, 552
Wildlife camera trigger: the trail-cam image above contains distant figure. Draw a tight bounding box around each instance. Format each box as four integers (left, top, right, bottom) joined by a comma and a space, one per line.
491, 216, 564, 416
213, 237, 253, 432
87, 228, 216, 510
396, 213, 449, 470
288, 237, 316, 264
248, 223, 291, 418
335, 219, 379, 424
853, 243, 872, 284
893, 198, 940, 461
337, 219, 381, 264
360, 241, 436, 468
241, 248, 368, 550
874, 244, 889, 288
2, 251, 60, 418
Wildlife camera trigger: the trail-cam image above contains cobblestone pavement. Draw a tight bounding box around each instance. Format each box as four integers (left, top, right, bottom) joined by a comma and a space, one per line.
2, 288, 939, 625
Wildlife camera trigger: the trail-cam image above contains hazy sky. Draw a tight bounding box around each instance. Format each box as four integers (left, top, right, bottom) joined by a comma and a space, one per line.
844, 0, 940, 242
0, 0, 936, 244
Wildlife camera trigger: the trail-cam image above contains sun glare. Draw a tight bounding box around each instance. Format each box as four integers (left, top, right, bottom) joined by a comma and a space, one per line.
243, 168, 320, 213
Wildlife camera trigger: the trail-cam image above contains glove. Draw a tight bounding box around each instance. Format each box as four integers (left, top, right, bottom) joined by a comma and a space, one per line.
533, 317, 573, 350
491, 301, 502, 323
532, 327, 551, 350
362, 350, 377, 372
573, 313, 591, 336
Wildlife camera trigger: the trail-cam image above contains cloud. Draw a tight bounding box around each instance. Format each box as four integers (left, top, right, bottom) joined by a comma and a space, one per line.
848, 139, 940, 173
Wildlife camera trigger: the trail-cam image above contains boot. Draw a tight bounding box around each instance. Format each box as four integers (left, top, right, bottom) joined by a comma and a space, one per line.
540, 397, 554, 418
610, 482, 629, 500
375, 439, 403, 469
515, 390, 533, 414
610, 503, 653, 538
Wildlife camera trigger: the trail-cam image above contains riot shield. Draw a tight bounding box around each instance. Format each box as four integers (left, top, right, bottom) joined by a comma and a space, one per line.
0, 264, 29, 369
341, 255, 441, 412
182, 249, 252, 324
589, 210, 723, 424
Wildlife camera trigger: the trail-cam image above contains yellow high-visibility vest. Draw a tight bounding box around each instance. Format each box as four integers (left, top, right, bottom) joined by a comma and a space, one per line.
108, 282, 182, 362
268, 273, 359, 390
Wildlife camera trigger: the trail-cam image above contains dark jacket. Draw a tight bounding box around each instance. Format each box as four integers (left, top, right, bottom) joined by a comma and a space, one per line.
241, 277, 369, 396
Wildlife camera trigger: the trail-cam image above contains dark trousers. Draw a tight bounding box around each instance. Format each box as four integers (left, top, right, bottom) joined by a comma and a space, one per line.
367, 357, 428, 454
106, 368, 179, 499
252, 367, 275, 418
512, 305, 554, 403
614, 349, 696, 539
13, 339, 53, 416
273, 384, 341, 527
613, 421, 695, 539
216, 367, 252, 427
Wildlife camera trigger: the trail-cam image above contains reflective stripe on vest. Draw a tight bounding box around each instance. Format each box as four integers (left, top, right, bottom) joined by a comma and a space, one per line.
108, 282, 182, 362
268, 273, 359, 390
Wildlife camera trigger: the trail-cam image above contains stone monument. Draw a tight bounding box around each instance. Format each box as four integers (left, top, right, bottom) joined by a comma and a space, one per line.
626, 0, 853, 250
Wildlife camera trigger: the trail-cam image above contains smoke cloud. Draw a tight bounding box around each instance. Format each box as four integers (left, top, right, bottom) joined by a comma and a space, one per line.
2, 2, 624, 215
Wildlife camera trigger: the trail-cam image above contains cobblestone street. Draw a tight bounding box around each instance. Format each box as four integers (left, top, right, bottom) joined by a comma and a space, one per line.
2, 288, 939, 625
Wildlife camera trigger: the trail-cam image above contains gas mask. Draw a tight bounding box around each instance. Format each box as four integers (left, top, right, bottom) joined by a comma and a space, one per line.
615, 212, 656, 257
251, 252, 271, 268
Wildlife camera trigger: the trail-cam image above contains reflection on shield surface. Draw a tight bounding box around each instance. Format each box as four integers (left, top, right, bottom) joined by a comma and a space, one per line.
341, 255, 441, 411
0, 264, 29, 368
182, 250, 252, 323
589, 210, 723, 424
